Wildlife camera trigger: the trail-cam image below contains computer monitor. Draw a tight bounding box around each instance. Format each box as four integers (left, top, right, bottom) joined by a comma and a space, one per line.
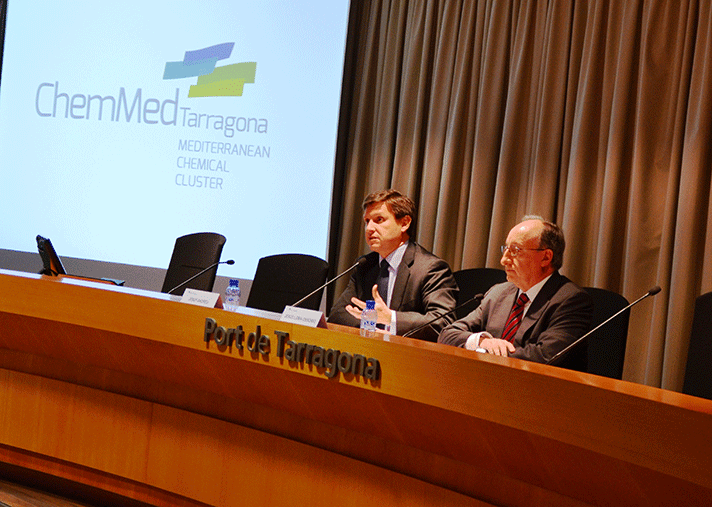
36, 235, 67, 276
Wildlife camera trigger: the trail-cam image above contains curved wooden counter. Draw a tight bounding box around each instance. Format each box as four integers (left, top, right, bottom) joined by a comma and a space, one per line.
0, 269, 710, 506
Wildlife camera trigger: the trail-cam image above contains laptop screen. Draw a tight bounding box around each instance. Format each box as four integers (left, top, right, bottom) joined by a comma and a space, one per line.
36, 235, 67, 276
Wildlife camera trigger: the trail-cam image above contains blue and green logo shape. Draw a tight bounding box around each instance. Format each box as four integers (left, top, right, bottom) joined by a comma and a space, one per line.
163, 42, 256, 98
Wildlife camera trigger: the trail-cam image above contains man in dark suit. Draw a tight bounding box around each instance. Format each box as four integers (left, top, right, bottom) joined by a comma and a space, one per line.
328, 189, 458, 341
438, 217, 592, 367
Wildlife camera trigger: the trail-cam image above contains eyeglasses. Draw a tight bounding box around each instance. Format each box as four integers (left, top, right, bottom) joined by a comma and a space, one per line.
500, 245, 547, 257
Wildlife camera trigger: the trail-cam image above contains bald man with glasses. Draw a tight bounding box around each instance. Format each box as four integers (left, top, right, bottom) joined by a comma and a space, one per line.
438, 217, 592, 367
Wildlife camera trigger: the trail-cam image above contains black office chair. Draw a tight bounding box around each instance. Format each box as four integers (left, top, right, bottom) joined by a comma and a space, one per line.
582, 287, 630, 379
160, 232, 226, 296
683, 291, 712, 400
246, 254, 329, 313
452, 268, 508, 319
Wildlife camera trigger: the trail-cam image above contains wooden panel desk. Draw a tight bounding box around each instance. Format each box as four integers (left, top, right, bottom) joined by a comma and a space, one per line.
0, 269, 710, 506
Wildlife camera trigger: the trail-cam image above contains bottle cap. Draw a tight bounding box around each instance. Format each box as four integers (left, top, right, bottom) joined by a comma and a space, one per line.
229, 278, 239, 286
365, 300, 375, 310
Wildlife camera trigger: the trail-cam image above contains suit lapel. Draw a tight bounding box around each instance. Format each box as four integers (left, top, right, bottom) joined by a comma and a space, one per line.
517, 272, 562, 340
389, 242, 415, 310
491, 284, 519, 334
360, 253, 380, 299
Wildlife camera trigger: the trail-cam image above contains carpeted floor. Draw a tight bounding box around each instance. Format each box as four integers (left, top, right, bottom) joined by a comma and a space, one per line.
0, 479, 92, 507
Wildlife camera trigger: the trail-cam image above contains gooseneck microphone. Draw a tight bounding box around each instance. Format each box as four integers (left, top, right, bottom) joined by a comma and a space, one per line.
292, 256, 369, 308
546, 285, 661, 365
167, 259, 235, 295
402, 293, 484, 338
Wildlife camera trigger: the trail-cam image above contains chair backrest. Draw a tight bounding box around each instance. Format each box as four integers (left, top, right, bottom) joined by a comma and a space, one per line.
246, 253, 329, 313
160, 232, 226, 295
683, 291, 712, 400
583, 287, 630, 379
452, 268, 508, 319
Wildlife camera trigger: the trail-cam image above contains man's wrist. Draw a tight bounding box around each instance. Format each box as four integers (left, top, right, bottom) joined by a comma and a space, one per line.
465, 331, 492, 350
465, 333, 480, 350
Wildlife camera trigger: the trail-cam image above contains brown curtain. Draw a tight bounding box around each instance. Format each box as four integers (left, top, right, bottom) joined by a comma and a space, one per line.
331, 0, 712, 391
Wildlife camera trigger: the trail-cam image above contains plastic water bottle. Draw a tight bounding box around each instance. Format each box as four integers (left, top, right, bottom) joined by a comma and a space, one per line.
224, 278, 241, 312
360, 299, 377, 337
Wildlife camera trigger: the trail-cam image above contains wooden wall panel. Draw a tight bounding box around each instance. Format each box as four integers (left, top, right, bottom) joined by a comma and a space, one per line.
0, 269, 711, 506
0, 368, 489, 507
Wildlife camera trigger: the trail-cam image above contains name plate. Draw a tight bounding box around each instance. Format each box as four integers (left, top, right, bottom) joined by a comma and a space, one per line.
181, 288, 221, 308
280, 305, 327, 328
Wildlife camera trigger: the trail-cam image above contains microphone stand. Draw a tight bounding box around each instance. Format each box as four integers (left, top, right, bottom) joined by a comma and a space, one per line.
167, 259, 235, 295
546, 285, 661, 365
402, 294, 484, 338
292, 257, 367, 308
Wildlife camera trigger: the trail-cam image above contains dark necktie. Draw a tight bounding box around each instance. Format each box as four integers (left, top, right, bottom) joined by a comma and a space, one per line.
377, 260, 390, 303
501, 292, 529, 343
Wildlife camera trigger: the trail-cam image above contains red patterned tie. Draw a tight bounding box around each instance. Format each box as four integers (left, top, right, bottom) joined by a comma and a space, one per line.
501, 292, 529, 343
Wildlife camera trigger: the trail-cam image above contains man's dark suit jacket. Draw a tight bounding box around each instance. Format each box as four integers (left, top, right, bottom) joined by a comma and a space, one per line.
437, 271, 592, 367
328, 241, 458, 342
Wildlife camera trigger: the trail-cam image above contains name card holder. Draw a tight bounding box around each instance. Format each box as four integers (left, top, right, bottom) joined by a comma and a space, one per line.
181, 288, 221, 308
280, 305, 327, 328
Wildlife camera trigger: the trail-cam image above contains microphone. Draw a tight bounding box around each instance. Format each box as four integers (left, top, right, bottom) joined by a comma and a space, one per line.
546, 285, 661, 365
292, 256, 369, 308
167, 259, 235, 295
402, 293, 484, 338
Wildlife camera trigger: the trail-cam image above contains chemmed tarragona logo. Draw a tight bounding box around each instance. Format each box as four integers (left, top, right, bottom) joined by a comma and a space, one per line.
34, 41, 267, 140
163, 42, 257, 98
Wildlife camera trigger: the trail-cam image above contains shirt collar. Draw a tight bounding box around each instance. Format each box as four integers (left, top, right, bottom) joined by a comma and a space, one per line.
518, 273, 552, 307
380, 242, 408, 272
